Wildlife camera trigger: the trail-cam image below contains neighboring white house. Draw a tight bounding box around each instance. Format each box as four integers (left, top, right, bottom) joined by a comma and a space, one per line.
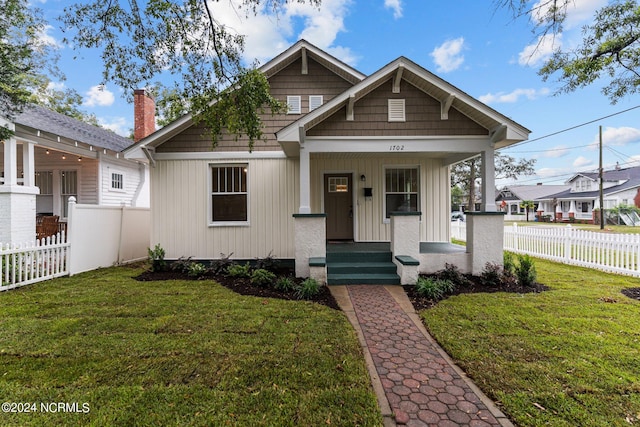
125, 40, 530, 279
536, 165, 640, 223
495, 184, 570, 221
0, 103, 150, 243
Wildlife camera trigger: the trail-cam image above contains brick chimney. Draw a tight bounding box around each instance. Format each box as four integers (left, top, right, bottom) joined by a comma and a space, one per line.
133, 89, 156, 142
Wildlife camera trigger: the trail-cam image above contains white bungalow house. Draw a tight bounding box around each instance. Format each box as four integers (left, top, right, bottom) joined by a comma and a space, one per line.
0, 98, 151, 244
536, 165, 640, 224
495, 184, 570, 221
124, 40, 530, 283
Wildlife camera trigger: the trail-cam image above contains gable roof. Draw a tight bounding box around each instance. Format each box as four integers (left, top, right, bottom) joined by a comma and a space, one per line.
15, 104, 133, 152
544, 166, 640, 200
123, 39, 366, 159
496, 185, 570, 202
276, 56, 530, 150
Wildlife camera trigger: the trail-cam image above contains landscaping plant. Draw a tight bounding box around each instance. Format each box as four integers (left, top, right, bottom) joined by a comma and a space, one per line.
515, 254, 537, 287
250, 268, 276, 287
274, 276, 296, 292
295, 278, 321, 300
147, 244, 166, 272
226, 262, 251, 278
186, 262, 208, 279
480, 262, 503, 287
415, 276, 455, 301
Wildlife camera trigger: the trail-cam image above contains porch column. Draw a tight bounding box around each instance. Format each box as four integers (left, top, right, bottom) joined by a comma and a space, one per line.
3, 136, 18, 186
555, 203, 563, 221
480, 148, 496, 212
466, 212, 505, 275
0, 138, 39, 243
22, 141, 36, 187
293, 213, 326, 278
569, 200, 576, 219
298, 145, 311, 214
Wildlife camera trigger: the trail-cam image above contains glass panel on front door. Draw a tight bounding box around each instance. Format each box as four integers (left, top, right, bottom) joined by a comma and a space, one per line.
328, 177, 349, 193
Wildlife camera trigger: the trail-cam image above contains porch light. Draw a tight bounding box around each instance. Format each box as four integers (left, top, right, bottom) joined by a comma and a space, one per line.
77, 157, 82, 162
62, 155, 66, 160
46, 150, 50, 155
360, 174, 366, 182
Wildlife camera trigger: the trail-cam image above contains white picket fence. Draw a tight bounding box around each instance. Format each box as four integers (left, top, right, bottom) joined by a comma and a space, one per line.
451, 221, 640, 277
504, 224, 640, 277
1, 233, 70, 291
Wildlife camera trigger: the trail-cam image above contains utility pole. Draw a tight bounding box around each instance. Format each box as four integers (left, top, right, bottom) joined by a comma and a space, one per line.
599, 125, 604, 230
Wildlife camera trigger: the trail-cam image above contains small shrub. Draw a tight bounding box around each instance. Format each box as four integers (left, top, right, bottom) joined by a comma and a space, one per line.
437, 263, 466, 286
275, 276, 296, 292
503, 252, 516, 276
415, 276, 455, 300
481, 262, 502, 286
171, 256, 193, 273
255, 251, 280, 272
250, 269, 276, 287
148, 244, 167, 272
186, 262, 208, 279
227, 262, 251, 278
515, 254, 537, 287
211, 253, 234, 274
295, 278, 320, 300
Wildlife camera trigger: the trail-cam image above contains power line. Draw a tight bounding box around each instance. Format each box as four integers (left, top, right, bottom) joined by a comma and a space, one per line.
503, 104, 640, 149
507, 143, 592, 154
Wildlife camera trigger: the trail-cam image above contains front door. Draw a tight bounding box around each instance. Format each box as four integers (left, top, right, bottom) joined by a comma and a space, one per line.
324, 174, 354, 240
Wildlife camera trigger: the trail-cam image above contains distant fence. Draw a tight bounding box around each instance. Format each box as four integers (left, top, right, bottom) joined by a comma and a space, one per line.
1, 233, 69, 291
451, 221, 640, 277
1, 198, 150, 291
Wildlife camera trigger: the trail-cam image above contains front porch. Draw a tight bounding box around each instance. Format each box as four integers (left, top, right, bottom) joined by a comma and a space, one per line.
296, 211, 504, 285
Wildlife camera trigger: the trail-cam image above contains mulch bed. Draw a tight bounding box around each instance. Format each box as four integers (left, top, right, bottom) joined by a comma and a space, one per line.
405, 275, 550, 311
135, 268, 341, 310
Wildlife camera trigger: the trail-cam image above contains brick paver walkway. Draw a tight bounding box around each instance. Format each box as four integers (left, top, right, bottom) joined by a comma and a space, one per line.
345, 285, 511, 427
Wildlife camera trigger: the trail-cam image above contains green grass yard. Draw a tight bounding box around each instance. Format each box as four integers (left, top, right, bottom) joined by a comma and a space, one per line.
0, 265, 382, 426
421, 258, 640, 426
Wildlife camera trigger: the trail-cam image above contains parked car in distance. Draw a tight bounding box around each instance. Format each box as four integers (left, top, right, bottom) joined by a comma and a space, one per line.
451, 211, 466, 222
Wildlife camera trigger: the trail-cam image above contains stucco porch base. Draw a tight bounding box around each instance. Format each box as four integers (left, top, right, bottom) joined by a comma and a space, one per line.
418, 242, 471, 274
0, 186, 39, 244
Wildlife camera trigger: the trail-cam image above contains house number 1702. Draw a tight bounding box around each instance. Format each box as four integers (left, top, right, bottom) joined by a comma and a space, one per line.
389, 145, 405, 151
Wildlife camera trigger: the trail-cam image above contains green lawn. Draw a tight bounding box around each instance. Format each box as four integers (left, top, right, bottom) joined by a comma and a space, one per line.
508, 221, 640, 234
0, 265, 382, 426
421, 258, 640, 426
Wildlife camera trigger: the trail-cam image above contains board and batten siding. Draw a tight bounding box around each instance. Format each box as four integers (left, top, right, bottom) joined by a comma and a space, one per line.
310, 155, 450, 242
151, 158, 299, 260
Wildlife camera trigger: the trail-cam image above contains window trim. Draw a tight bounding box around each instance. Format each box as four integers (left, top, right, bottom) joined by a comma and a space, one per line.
382, 165, 420, 223
208, 163, 250, 227
287, 96, 301, 114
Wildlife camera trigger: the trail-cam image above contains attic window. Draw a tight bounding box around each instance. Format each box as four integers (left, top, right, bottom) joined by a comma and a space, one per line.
388, 99, 405, 122
309, 95, 323, 111
287, 96, 301, 114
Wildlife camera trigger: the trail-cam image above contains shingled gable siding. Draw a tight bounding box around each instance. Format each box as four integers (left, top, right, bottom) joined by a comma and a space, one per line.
307, 79, 488, 137
156, 57, 354, 153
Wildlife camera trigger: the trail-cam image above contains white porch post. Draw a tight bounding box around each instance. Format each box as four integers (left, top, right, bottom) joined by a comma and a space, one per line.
3, 137, 18, 186
480, 147, 496, 212
22, 141, 35, 187
298, 145, 311, 214
466, 212, 505, 275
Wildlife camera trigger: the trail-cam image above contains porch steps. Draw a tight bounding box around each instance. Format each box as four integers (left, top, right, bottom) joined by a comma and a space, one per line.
326, 250, 400, 285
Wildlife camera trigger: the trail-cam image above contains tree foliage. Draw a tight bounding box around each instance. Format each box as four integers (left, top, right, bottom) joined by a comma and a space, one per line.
61, 0, 320, 150
497, 0, 640, 104
451, 153, 536, 210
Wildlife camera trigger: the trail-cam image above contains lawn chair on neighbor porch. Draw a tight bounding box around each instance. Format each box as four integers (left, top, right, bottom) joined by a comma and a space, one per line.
36, 215, 60, 241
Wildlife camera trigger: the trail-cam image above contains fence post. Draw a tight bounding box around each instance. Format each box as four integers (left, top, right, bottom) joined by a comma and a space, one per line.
512, 223, 518, 251
67, 196, 76, 275
564, 224, 572, 262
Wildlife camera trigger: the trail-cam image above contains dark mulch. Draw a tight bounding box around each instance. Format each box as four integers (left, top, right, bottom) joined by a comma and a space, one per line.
405, 274, 550, 311
135, 268, 340, 310
621, 287, 640, 301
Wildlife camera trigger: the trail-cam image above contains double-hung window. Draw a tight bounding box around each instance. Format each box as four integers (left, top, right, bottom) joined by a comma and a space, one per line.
210, 164, 248, 224
384, 167, 419, 219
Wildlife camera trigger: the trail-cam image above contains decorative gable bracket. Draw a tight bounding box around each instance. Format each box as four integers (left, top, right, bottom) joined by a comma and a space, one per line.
346, 94, 356, 121
440, 94, 455, 120
392, 65, 404, 93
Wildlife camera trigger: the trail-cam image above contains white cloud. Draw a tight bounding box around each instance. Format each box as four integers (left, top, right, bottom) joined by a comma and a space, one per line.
36, 25, 62, 49
587, 126, 640, 149
543, 145, 569, 158
98, 117, 130, 137
532, 0, 607, 30
479, 87, 550, 104
518, 33, 561, 67
430, 37, 465, 73
207, 0, 355, 66
573, 156, 593, 168
83, 85, 115, 107
384, 0, 403, 19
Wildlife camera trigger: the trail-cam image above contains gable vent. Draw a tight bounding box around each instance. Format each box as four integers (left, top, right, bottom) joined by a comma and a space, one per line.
388, 99, 405, 122
309, 95, 323, 111
287, 96, 301, 114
